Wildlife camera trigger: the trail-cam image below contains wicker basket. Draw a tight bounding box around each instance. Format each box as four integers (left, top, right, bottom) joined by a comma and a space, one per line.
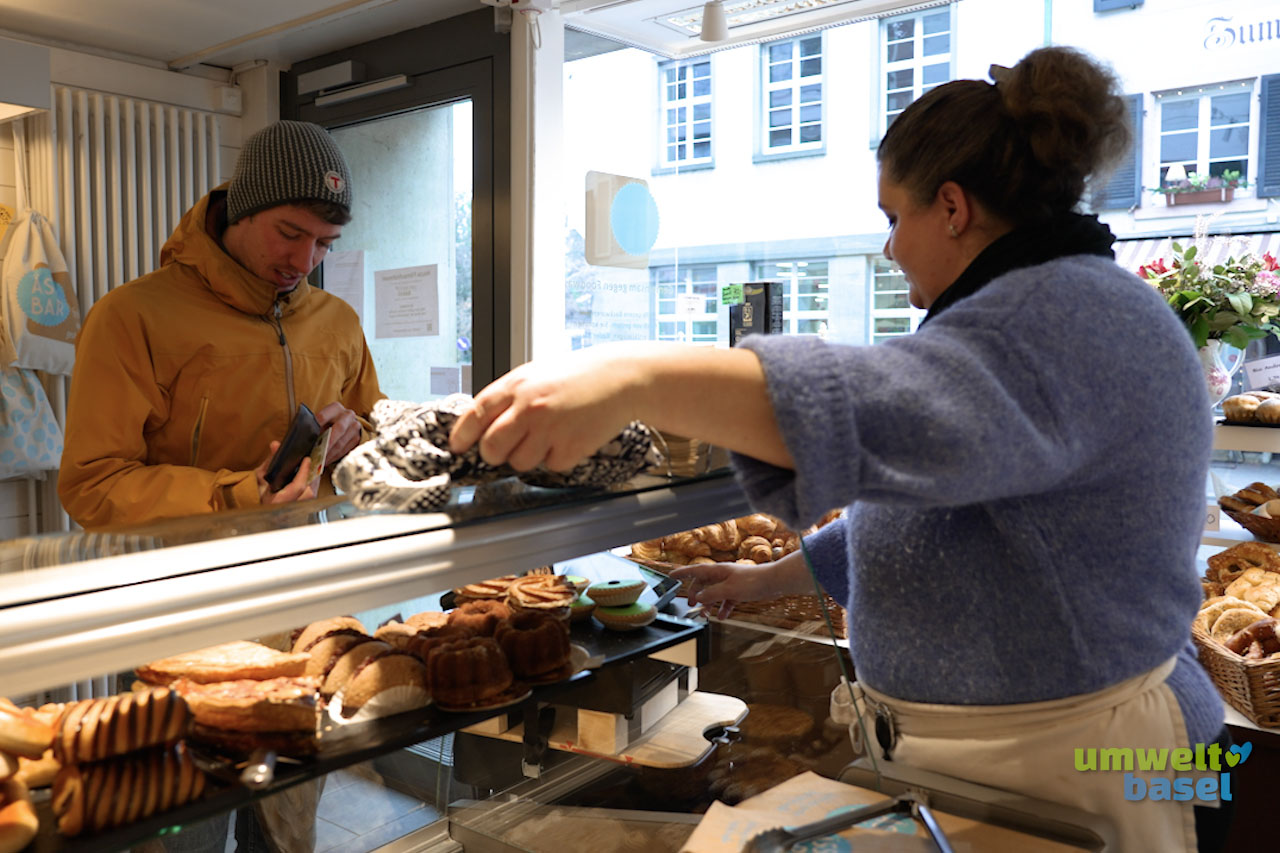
1222, 508, 1280, 543
627, 555, 846, 639
1190, 623, 1280, 727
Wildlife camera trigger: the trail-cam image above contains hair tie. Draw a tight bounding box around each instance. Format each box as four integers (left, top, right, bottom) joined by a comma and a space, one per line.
988, 64, 1011, 87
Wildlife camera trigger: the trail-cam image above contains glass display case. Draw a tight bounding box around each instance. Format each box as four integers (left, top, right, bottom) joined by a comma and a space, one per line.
0, 470, 870, 853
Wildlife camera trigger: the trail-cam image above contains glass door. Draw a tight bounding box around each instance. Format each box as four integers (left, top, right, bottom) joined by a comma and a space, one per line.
325, 104, 474, 401
283, 9, 510, 394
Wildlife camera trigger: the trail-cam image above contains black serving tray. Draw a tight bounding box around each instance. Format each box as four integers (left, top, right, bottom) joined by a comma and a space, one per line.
31, 612, 707, 853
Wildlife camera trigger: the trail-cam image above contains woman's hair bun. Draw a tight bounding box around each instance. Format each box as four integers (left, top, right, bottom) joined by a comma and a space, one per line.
878, 45, 1131, 223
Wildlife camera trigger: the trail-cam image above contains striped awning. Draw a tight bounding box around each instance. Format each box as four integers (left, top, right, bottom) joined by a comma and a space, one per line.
1114, 231, 1280, 273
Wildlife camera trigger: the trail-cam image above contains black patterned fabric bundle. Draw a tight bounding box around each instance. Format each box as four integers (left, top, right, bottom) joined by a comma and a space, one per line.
334, 395, 663, 512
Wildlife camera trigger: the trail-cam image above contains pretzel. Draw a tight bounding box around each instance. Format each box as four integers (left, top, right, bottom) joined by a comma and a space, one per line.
1225, 617, 1280, 657
1207, 541, 1280, 584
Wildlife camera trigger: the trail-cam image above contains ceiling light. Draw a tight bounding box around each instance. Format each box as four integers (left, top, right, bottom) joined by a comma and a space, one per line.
700, 0, 729, 41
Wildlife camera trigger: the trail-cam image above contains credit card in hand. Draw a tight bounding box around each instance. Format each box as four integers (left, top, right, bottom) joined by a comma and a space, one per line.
305, 428, 332, 493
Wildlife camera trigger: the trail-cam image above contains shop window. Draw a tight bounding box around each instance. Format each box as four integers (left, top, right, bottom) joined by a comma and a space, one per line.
753, 259, 831, 337
652, 265, 719, 343
870, 257, 924, 343
1089, 94, 1144, 210
659, 58, 713, 170
882, 7, 953, 134
1156, 81, 1253, 187
760, 35, 824, 157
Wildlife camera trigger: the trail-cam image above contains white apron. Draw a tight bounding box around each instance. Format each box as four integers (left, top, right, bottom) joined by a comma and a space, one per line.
837, 658, 1201, 853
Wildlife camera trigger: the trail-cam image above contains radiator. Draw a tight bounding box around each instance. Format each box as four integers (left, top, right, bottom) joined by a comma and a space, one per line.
17, 90, 222, 535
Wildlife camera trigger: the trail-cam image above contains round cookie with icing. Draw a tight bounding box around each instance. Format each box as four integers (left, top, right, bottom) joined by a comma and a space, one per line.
594, 602, 657, 631
562, 575, 590, 594
587, 578, 646, 607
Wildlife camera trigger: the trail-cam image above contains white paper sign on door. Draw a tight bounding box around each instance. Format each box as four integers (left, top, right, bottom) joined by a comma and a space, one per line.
374, 264, 439, 339
322, 250, 365, 327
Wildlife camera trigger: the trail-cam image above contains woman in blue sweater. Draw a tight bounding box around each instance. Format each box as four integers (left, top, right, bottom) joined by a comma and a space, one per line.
450, 46, 1227, 852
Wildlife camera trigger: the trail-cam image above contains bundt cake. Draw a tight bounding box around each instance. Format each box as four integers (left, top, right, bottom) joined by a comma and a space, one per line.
494, 611, 571, 678
447, 599, 512, 636
425, 637, 513, 707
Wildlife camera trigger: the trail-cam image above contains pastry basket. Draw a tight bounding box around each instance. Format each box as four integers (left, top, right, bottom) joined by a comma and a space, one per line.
1221, 508, 1280, 543
1190, 622, 1280, 728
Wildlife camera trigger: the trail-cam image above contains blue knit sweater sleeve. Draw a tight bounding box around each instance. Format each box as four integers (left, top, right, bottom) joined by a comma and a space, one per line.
800, 516, 849, 603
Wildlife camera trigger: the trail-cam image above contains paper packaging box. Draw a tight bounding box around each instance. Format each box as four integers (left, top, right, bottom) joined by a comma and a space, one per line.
729, 281, 784, 346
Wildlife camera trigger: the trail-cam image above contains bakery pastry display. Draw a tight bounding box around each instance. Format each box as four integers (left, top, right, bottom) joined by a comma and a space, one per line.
1221, 392, 1280, 424
0, 700, 54, 760
136, 640, 310, 685
424, 637, 515, 707
569, 593, 597, 623
494, 611, 572, 679
1215, 483, 1280, 543
454, 575, 518, 604
1196, 543, 1280, 661
290, 616, 367, 654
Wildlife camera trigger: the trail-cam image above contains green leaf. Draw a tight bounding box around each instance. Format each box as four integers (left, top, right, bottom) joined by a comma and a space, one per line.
1185, 245, 1198, 261
1190, 315, 1210, 348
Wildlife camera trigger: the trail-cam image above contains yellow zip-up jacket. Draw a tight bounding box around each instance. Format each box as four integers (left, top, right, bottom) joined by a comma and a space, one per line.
59, 188, 383, 530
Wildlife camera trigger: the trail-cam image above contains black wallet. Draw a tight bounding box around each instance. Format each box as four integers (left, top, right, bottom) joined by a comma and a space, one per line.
264, 403, 322, 491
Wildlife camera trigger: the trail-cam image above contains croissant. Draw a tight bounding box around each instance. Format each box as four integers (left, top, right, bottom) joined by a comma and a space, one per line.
700, 521, 740, 552
735, 514, 777, 539
631, 539, 664, 561
738, 535, 773, 563
665, 531, 711, 557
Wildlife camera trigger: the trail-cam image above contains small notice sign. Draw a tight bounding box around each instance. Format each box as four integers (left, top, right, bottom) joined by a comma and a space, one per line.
721, 284, 743, 305
675, 293, 703, 317
1205, 503, 1220, 531
1243, 354, 1280, 390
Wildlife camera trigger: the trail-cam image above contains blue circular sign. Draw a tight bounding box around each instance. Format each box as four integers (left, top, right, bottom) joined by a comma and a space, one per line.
610, 182, 660, 256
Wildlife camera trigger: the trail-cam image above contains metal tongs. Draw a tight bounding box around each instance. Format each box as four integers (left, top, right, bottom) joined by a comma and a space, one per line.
741, 791, 954, 853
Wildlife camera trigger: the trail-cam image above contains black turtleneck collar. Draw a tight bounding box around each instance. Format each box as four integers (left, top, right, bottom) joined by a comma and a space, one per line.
919, 212, 1117, 327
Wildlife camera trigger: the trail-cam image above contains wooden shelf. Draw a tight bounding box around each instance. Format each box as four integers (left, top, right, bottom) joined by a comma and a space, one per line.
1214, 424, 1280, 453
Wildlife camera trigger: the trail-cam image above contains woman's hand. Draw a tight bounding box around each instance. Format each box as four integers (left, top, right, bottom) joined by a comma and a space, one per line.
669, 561, 778, 619
449, 346, 642, 472
255, 441, 318, 504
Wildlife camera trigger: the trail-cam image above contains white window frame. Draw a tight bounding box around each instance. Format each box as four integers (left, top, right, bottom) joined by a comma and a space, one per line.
759, 33, 825, 157
652, 265, 719, 344
658, 57, 714, 171
1155, 79, 1255, 188
880, 5, 954, 137
752, 259, 831, 337
869, 257, 925, 344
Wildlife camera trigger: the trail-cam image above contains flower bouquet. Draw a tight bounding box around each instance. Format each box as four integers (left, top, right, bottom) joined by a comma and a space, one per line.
1138, 239, 1280, 350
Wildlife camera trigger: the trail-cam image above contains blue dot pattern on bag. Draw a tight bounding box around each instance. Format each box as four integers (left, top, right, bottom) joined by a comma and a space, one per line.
0, 368, 63, 475
18, 267, 71, 327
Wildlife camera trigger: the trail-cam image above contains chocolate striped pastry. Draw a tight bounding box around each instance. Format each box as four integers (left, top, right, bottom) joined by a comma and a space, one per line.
53, 689, 190, 764
51, 741, 206, 837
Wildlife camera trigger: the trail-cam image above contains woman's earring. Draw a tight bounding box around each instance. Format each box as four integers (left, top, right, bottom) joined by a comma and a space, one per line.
948, 224, 958, 238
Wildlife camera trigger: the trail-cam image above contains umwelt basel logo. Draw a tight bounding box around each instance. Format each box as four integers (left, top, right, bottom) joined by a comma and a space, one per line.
1074, 742, 1250, 802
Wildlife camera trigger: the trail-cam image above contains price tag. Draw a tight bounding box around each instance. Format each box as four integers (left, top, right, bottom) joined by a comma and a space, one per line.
1205, 503, 1221, 531
1243, 354, 1280, 390
721, 284, 743, 305
675, 293, 703, 317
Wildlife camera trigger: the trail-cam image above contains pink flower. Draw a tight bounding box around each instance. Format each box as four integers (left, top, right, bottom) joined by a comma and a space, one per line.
1258, 270, 1280, 293
1264, 252, 1278, 272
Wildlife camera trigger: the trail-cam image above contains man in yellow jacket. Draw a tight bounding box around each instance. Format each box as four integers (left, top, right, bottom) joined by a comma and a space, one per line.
59, 120, 384, 529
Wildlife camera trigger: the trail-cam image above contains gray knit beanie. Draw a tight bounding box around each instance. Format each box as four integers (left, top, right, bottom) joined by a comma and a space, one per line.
226, 120, 353, 224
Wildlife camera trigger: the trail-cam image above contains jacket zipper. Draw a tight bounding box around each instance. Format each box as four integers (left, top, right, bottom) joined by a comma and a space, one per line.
271, 301, 296, 415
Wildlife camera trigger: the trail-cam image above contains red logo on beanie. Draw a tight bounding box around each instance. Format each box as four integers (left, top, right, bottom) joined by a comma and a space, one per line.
324, 170, 345, 194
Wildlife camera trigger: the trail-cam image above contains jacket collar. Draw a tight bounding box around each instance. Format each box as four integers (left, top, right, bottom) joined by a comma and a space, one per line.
158, 184, 310, 317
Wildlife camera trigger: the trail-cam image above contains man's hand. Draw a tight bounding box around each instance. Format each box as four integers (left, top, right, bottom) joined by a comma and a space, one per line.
255, 440, 318, 504
315, 402, 363, 467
